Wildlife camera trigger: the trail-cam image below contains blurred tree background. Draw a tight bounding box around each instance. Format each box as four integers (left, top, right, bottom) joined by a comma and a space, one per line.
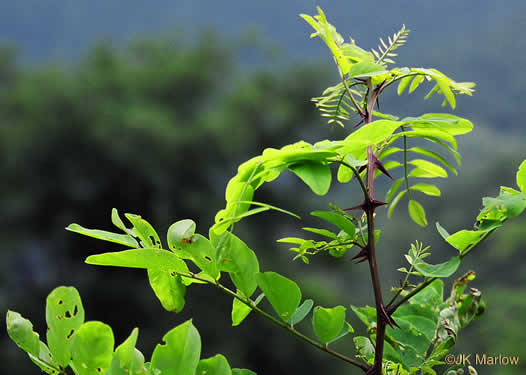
1, 1, 525, 375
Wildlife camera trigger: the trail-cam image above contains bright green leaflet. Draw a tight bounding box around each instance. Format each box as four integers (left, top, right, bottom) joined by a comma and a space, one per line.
70, 321, 114, 375
6, 311, 40, 357
232, 369, 257, 375
310, 211, 356, 238
148, 268, 187, 312
107, 328, 145, 375
179, 234, 219, 280
86, 248, 190, 272
210, 231, 260, 297
413, 256, 461, 278
196, 354, 232, 375
408, 200, 428, 227
231, 293, 265, 327
256, 272, 302, 322
410, 183, 441, 197
312, 305, 347, 344
167, 219, 196, 249
46, 286, 85, 367
151, 320, 201, 375
289, 161, 332, 196
354, 336, 375, 363
66, 224, 139, 248
125, 213, 162, 248
28, 341, 60, 375
517, 160, 526, 192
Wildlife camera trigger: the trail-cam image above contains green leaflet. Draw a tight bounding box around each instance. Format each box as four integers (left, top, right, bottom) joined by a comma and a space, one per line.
66, 224, 139, 248
517, 160, 526, 192
445, 230, 484, 253
107, 328, 145, 375
70, 321, 114, 375
167, 219, 196, 251
28, 341, 60, 375
312, 305, 347, 344
410, 279, 444, 307
289, 161, 332, 196
86, 249, 189, 273
46, 286, 85, 368
232, 369, 257, 375
354, 336, 375, 363
341, 119, 403, 156
410, 183, 441, 197
408, 200, 428, 227
413, 256, 461, 278
148, 269, 186, 313
288, 299, 314, 326
310, 210, 356, 238
210, 231, 260, 297
151, 320, 201, 375
409, 159, 448, 178
256, 272, 302, 322
179, 235, 219, 280
231, 293, 265, 327
125, 213, 162, 248
6, 311, 41, 357
196, 354, 232, 375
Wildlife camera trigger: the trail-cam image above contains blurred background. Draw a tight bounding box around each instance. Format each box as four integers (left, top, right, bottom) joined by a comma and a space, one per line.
1, 1, 525, 374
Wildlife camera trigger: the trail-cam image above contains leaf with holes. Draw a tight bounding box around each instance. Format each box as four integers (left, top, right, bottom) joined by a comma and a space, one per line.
70, 321, 114, 375
151, 320, 201, 375
167, 219, 196, 253
46, 286, 85, 367
256, 272, 302, 322
148, 268, 187, 313
125, 214, 162, 248
28, 341, 61, 375
179, 235, 219, 280
66, 224, 139, 248
107, 328, 145, 375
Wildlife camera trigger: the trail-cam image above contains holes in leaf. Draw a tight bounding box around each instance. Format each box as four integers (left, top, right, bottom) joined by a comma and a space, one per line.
56, 315, 63, 320
170, 272, 176, 277
97, 368, 102, 373
204, 256, 213, 262
58, 300, 63, 305
67, 330, 74, 339
65, 310, 71, 318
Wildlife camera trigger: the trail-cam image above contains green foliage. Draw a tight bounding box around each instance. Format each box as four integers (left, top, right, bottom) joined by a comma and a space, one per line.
6, 6, 526, 375
7, 287, 255, 375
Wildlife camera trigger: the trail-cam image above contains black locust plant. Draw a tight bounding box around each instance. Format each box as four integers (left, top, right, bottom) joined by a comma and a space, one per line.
7, 7, 526, 375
